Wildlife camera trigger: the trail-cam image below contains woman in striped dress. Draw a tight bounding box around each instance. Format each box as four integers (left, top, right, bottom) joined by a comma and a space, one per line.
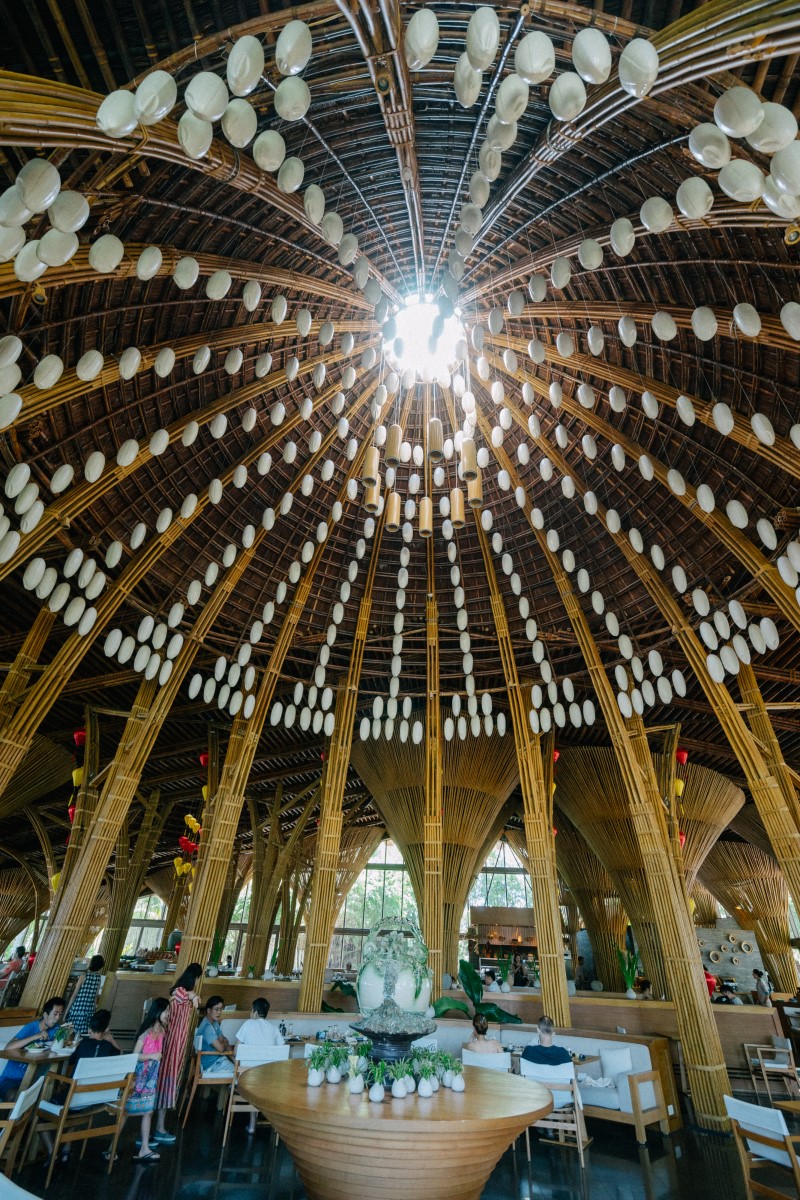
65, 955, 105, 1037
153, 963, 202, 1143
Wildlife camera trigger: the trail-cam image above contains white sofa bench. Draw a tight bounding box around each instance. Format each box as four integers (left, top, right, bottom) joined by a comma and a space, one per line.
498, 1027, 671, 1143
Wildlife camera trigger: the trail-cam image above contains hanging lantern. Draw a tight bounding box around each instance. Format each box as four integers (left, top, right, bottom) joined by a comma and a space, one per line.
674, 779, 685, 797
450, 488, 465, 529
173, 856, 183, 874
552, 826, 558, 837
427, 417, 444, 463
202, 784, 209, 802
362, 445, 380, 487
385, 491, 401, 532
67, 804, 76, 823
385, 423, 403, 467
676, 748, 689, 767
678, 831, 687, 848
73, 728, 86, 748
419, 496, 433, 538
552, 749, 560, 764
467, 471, 483, 509
460, 437, 478, 481
72, 766, 84, 788
364, 481, 381, 514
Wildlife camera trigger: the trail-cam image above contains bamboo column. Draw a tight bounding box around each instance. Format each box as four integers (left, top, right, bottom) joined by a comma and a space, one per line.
472, 410, 729, 1120
100, 790, 169, 969
700, 841, 798, 993
690, 885, 719, 928
159, 871, 189, 951
423, 596, 444, 1001
47, 706, 100, 928
469, 520, 569, 1026
241, 790, 282, 975
243, 785, 319, 976
298, 564, 375, 1010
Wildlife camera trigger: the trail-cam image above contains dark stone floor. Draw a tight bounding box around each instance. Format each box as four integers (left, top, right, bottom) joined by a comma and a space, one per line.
14, 1096, 752, 1200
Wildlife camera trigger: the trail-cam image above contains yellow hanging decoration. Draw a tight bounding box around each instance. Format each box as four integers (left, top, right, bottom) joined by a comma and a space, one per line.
182, 862, 193, 875
674, 779, 685, 797
51, 872, 61, 892
173, 856, 183, 874
72, 766, 84, 787
201, 785, 208, 802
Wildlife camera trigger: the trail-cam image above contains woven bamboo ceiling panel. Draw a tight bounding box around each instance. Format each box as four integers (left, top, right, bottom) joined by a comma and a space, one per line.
0, 0, 799, 876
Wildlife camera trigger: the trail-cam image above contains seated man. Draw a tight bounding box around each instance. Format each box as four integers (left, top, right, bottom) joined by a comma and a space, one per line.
712, 983, 744, 1005
0, 995, 65, 1100
196, 995, 233, 1074
521, 1015, 571, 1067
484, 969, 501, 993
69, 1009, 122, 1063
235, 997, 285, 1047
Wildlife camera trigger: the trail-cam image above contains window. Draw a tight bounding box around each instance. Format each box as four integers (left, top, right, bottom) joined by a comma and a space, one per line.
326, 839, 418, 970
121, 893, 167, 956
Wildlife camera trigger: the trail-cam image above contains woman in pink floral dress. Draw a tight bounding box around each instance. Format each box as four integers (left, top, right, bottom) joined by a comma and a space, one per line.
153, 963, 202, 1142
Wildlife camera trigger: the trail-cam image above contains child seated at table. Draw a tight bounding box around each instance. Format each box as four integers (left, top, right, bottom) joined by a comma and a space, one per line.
0, 995, 65, 1100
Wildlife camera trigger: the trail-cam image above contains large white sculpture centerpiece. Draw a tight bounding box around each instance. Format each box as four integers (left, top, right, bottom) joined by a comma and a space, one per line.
352, 918, 436, 1062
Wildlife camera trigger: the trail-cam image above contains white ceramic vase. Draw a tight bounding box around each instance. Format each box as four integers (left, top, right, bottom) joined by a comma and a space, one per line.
451, 1073, 466, 1093
368, 1083, 385, 1103
307, 1068, 325, 1087
391, 1079, 408, 1099
326, 1066, 341, 1084
626, 987, 637, 1000
348, 1073, 364, 1094
417, 1077, 433, 1098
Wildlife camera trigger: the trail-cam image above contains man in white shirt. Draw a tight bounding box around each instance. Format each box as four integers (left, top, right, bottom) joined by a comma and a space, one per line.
484, 970, 501, 993
236, 997, 286, 1046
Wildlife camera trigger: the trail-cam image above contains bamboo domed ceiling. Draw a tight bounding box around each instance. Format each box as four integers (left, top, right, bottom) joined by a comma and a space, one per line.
0, 0, 799, 882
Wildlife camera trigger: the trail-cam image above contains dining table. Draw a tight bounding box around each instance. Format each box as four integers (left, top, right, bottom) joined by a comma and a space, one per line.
238, 1057, 552, 1200
0, 1042, 74, 1091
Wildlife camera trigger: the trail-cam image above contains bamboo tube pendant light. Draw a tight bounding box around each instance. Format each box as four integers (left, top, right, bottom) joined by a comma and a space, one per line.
467, 469, 483, 509
364, 480, 381, 513
385, 422, 403, 467
450, 487, 465, 529
419, 495, 433, 538
362, 444, 380, 487
385, 490, 401, 532
461, 436, 478, 480
427, 417, 444, 463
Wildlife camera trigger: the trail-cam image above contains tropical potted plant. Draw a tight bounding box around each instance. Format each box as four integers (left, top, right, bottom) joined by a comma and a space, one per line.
307, 1046, 326, 1087
393, 1058, 414, 1094
497, 954, 513, 993
325, 1044, 347, 1083
450, 1059, 465, 1092
433, 960, 523, 1024
206, 930, 225, 978
347, 1052, 365, 1094
368, 1060, 387, 1102
617, 946, 641, 999
416, 1059, 435, 1098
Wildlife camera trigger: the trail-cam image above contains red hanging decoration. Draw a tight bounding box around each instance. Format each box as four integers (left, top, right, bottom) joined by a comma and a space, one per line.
67, 805, 76, 824
73, 728, 86, 748
199, 752, 209, 768
552, 826, 558, 837
678, 830, 687, 848
676, 748, 689, 767
552, 749, 560, 764
65, 833, 70, 846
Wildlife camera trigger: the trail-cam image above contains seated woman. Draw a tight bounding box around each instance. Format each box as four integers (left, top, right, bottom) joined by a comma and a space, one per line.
463, 1013, 505, 1055
196, 996, 233, 1074
235, 997, 285, 1047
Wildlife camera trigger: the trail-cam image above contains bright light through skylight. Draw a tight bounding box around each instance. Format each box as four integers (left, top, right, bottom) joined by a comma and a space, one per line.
383, 296, 465, 383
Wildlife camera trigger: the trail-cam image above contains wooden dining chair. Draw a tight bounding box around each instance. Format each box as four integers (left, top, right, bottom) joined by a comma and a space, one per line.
461, 1049, 512, 1072
745, 1039, 799, 1104
519, 1059, 590, 1168
725, 1094, 800, 1199
30, 1053, 137, 1187
0, 1076, 44, 1177
222, 1044, 290, 1146
181, 1034, 234, 1127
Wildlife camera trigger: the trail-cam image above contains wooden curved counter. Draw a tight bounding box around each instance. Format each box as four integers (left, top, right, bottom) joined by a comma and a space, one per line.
238, 1059, 552, 1200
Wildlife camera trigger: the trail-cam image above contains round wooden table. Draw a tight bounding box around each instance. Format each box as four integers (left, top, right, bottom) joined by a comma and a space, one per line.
238, 1059, 552, 1200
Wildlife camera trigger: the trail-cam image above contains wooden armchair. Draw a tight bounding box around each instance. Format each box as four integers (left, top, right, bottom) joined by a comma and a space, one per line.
726, 1095, 800, 1199
181, 1034, 234, 1127
0, 1077, 44, 1177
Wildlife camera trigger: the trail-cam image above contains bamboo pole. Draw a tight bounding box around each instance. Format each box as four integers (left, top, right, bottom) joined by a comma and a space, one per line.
297, 513, 381, 1010
241, 789, 282, 976
476, 418, 730, 1125
423, 594, 444, 1001
0, 610, 55, 722
471, 517, 570, 1027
